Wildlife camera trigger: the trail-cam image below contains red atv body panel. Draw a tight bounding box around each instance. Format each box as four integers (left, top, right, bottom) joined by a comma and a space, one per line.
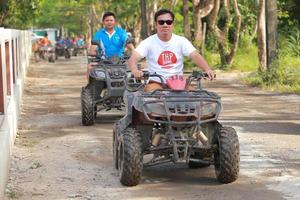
166, 75, 187, 90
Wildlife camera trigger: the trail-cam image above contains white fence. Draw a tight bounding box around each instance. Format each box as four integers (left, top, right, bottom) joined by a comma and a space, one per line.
0, 27, 31, 198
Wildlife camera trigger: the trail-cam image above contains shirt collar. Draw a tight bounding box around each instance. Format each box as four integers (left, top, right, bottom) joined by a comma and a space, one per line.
104, 28, 116, 39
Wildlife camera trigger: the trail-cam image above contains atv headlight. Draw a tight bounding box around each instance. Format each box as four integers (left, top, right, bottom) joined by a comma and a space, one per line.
199, 101, 219, 119
90, 69, 106, 80
95, 70, 106, 79
144, 100, 166, 116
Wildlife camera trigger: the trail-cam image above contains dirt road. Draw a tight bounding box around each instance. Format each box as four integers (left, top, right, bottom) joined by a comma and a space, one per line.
4, 56, 300, 200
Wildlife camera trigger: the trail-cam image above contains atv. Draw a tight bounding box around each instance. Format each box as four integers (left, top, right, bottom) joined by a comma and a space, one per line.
113, 71, 240, 186
55, 44, 71, 60
38, 45, 55, 63
76, 45, 87, 56
80, 40, 131, 126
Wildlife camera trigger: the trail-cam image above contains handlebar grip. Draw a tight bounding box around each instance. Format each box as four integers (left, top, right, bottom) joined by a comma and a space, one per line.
202, 72, 216, 78
143, 71, 150, 78
129, 71, 150, 79
192, 71, 216, 79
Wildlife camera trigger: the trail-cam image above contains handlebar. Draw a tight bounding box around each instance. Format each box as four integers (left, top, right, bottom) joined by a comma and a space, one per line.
127, 71, 215, 92
132, 71, 214, 81
191, 71, 216, 79
88, 55, 129, 65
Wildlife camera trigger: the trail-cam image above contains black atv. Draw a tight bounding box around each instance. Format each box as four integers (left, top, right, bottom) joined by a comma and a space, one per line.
55, 44, 71, 60
113, 72, 240, 186
71, 44, 78, 56
81, 40, 130, 126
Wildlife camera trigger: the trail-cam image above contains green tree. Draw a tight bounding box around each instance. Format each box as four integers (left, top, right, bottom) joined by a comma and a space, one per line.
0, 0, 40, 28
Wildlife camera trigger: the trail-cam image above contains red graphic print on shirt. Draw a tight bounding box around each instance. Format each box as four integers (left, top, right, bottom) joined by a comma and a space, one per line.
157, 51, 177, 69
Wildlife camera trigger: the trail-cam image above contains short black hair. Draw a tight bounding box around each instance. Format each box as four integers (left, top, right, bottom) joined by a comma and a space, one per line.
44, 32, 48, 37
102, 11, 116, 21
154, 9, 174, 22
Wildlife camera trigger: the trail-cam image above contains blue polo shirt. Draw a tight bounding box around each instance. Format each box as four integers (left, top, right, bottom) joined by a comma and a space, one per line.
92, 27, 127, 58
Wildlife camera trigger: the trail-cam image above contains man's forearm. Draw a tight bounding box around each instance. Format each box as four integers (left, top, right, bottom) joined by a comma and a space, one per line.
190, 51, 211, 71
128, 59, 138, 72
190, 51, 215, 80
128, 51, 144, 78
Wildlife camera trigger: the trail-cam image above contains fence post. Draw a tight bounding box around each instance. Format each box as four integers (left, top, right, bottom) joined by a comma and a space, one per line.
0, 28, 8, 114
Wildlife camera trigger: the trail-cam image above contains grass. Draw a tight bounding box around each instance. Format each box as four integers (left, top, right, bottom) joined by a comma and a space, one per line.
201, 44, 258, 72
244, 54, 300, 93
232, 45, 259, 72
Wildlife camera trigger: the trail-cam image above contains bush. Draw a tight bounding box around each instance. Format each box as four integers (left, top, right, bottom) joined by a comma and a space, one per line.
244, 55, 300, 93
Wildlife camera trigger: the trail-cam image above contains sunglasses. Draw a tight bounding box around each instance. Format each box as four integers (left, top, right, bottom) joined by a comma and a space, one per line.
157, 20, 173, 25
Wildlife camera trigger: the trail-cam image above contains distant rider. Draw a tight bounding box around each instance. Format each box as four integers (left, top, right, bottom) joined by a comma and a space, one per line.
39, 32, 52, 47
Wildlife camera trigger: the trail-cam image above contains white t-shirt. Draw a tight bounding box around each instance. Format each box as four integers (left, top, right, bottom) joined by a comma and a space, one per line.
135, 33, 196, 81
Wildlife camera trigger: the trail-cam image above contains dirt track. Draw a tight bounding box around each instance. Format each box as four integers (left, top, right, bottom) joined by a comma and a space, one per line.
4, 56, 300, 200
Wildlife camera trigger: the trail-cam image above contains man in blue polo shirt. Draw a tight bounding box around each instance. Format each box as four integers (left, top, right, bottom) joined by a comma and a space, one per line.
92, 11, 134, 59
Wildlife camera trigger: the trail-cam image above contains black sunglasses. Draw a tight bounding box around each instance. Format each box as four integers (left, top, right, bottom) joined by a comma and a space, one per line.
157, 20, 173, 25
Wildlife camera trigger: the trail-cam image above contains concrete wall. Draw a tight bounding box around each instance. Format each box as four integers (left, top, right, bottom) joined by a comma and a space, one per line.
0, 28, 31, 198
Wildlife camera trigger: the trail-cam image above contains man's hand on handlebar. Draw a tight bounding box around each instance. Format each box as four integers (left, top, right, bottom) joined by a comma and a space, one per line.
132, 69, 144, 79
204, 69, 215, 80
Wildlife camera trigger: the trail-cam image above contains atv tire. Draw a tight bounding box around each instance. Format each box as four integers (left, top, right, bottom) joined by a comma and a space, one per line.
81, 87, 95, 126
214, 127, 239, 183
48, 55, 55, 63
118, 127, 143, 186
65, 52, 71, 59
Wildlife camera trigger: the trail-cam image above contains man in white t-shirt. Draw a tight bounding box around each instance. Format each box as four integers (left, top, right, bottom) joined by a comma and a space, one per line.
128, 9, 215, 92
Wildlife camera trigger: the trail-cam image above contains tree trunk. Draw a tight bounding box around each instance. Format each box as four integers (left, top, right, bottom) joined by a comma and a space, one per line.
227, 0, 242, 66
133, 15, 142, 44
250, 22, 258, 42
0, 13, 7, 26
266, 0, 278, 68
193, 0, 202, 45
193, 0, 214, 46
183, 0, 191, 40
86, 6, 94, 46
140, 0, 148, 39
147, 0, 158, 35
257, 0, 267, 71
91, 4, 101, 25
0, 0, 9, 26
208, 0, 241, 68
208, 0, 225, 43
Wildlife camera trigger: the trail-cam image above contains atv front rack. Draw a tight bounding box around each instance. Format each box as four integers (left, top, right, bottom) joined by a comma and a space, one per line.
90, 64, 130, 97
139, 90, 222, 125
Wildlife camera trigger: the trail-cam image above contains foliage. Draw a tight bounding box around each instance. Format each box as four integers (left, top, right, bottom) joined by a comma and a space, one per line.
1, 0, 300, 92
34, 0, 90, 35
279, 25, 300, 57
232, 43, 258, 72
244, 54, 300, 93
95, 0, 141, 33
0, 0, 40, 28
238, 0, 257, 36
278, 0, 300, 28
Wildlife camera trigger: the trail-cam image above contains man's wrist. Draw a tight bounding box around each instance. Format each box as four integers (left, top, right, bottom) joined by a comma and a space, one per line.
132, 68, 139, 73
